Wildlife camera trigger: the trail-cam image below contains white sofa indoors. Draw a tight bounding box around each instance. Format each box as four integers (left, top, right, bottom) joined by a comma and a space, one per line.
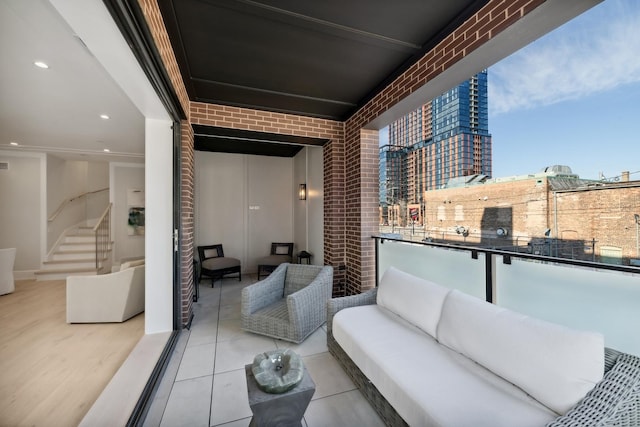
66, 263, 145, 323
0, 247, 17, 296
327, 267, 640, 427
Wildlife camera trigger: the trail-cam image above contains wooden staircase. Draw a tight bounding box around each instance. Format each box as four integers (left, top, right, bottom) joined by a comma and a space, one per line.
35, 226, 112, 281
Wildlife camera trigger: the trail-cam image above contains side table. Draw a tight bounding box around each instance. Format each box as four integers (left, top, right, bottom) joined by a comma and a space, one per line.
297, 251, 312, 265
245, 364, 315, 427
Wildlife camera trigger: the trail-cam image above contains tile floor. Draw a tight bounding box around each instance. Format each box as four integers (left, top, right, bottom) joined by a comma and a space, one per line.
143, 275, 385, 427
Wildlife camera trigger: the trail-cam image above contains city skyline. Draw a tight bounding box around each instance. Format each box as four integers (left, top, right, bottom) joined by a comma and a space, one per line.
380, 0, 639, 182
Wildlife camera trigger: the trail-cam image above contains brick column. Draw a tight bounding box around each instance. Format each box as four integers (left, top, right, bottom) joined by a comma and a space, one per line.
344, 128, 379, 294
323, 134, 346, 295
180, 121, 195, 326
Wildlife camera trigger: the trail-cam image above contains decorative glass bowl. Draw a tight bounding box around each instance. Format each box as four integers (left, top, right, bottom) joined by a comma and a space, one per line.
251, 349, 304, 394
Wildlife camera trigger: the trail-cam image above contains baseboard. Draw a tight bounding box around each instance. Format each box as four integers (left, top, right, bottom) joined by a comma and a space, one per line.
15, 270, 37, 280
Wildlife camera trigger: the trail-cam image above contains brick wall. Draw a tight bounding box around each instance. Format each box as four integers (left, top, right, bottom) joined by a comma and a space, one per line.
422, 179, 640, 262
344, 129, 379, 295
137, 0, 190, 119
180, 121, 195, 325
323, 130, 347, 295
423, 178, 550, 244
555, 185, 640, 261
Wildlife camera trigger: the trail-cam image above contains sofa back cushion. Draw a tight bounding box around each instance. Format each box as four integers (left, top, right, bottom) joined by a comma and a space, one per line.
437, 290, 604, 415
120, 258, 145, 271
377, 267, 450, 338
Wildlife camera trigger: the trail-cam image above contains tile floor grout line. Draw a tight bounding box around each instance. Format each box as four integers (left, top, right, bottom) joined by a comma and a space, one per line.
208, 278, 224, 427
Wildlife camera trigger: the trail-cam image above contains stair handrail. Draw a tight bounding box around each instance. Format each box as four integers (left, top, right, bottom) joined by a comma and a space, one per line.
94, 203, 112, 272
48, 187, 109, 222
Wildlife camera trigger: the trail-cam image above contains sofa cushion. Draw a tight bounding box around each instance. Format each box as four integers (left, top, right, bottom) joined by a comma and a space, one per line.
376, 267, 450, 338
437, 290, 604, 415
333, 305, 557, 427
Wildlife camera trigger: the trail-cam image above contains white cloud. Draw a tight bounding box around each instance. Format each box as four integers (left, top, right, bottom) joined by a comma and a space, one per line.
489, 0, 640, 116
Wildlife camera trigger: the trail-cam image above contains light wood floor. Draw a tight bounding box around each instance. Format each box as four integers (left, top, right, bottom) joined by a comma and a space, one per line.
0, 279, 144, 427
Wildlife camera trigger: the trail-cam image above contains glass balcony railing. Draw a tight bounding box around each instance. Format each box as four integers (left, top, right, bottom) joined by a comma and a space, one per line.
374, 236, 640, 356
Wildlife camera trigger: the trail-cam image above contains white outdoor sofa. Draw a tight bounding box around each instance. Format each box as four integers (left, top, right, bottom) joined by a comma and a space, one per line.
327, 267, 640, 427
66, 262, 145, 323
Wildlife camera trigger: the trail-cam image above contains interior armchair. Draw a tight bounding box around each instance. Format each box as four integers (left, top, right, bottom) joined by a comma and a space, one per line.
256, 242, 293, 280
0, 248, 17, 296
241, 263, 333, 344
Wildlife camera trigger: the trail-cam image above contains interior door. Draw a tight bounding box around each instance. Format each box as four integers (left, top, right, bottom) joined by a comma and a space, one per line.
246, 156, 294, 272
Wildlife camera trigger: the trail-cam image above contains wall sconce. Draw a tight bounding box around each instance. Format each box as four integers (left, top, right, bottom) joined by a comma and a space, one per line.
298, 184, 307, 200
496, 227, 509, 237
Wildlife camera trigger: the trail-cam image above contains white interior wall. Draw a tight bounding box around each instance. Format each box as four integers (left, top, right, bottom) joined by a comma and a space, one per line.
144, 118, 173, 334
195, 151, 295, 273
45, 157, 110, 250
110, 163, 145, 263
195, 152, 245, 263
0, 151, 45, 272
46, 155, 86, 251
46, 155, 70, 220
85, 161, 109, 220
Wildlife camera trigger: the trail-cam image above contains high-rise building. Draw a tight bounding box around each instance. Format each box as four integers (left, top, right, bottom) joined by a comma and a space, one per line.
381, 71, 492, 217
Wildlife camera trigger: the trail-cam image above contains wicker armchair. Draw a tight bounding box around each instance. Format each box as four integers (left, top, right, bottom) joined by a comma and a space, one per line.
241, 263, 333, 343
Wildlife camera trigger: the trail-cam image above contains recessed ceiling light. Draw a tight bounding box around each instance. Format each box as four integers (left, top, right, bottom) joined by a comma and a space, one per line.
10, 142, 19, 146
100, 114, 110, 120
34, 61, 49, 69
103, 148, 110, 153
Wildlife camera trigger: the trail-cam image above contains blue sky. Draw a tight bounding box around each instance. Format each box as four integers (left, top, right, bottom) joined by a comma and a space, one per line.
381, 0, 640, 181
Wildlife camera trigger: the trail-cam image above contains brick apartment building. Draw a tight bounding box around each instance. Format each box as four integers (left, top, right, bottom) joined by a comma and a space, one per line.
418, 166, 640, 265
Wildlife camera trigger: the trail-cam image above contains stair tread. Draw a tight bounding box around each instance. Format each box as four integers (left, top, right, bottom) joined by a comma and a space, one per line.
35, 267, 99, 274
53, 249, 100, 255
42, 224, 113, 279
43, 259, 104, 265
59, 242, 113, 247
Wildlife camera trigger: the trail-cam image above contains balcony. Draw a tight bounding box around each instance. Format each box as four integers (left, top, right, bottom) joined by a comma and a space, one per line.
374, 236, 640, 357
141, 236, 639, 425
